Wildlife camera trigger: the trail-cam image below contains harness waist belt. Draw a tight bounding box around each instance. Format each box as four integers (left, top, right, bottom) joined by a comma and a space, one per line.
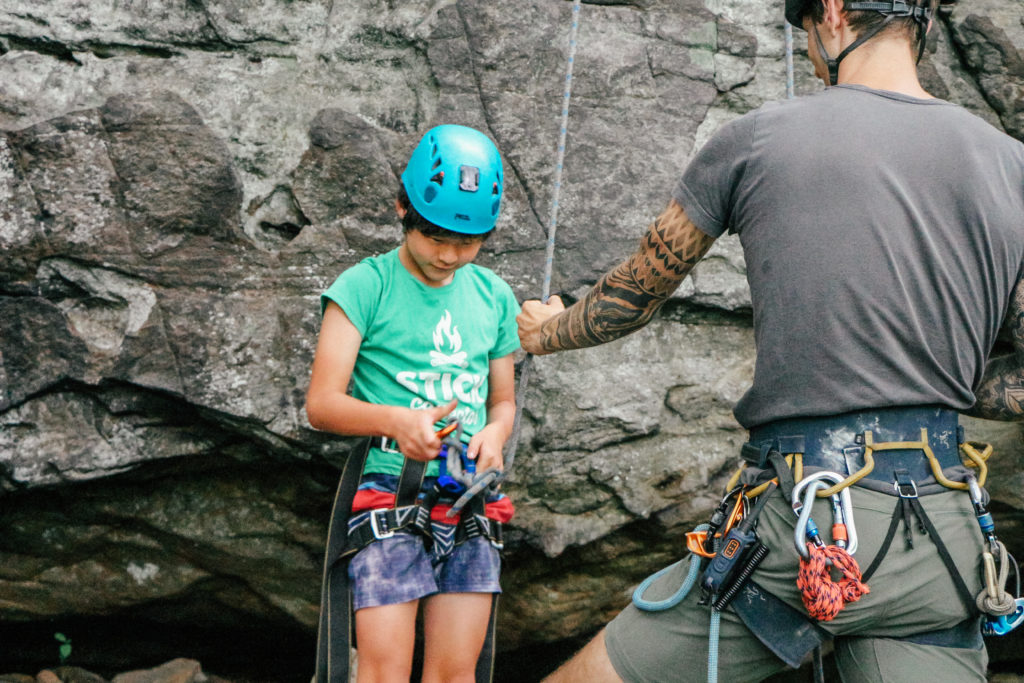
743, 405, 963, 487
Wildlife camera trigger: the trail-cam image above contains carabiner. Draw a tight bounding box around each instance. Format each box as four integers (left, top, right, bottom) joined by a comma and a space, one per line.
791, 471, 859, 557
792, 480, 827, 559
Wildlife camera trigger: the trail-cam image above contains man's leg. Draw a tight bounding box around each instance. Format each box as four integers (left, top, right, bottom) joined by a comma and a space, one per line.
543, 628, 621, 683
564, 556, 789, 683
834, 635, 988, 683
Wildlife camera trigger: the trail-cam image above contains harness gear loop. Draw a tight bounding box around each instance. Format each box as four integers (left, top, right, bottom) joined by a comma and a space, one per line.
959, 441, 990, 486
812, 428, 984, 498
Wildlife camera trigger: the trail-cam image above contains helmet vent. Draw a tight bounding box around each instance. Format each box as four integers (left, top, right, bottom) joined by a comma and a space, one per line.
492, 182, 499, 196
491, 199, 499, 217
430, 170, 444, 185
423, 185, 438, 203
431, 157, 442, 170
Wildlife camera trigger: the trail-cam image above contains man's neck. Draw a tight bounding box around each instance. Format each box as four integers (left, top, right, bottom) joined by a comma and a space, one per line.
835, 37, 933, 99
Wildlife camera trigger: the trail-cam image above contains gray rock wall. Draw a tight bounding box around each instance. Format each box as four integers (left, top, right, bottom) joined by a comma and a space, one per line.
2, 0, 1023, 676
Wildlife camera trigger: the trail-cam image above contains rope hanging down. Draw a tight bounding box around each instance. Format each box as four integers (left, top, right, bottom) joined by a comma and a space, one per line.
503, 0, 582, 474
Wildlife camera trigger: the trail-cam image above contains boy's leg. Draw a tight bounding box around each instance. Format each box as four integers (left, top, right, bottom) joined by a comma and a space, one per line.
354, 600, 419, 683
421, 592, 494, 683
424, 533, 502, 682
348, 532, 440, 682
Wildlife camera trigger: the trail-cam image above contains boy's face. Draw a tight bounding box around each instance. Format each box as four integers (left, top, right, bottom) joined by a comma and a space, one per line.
401, 228, 485, 287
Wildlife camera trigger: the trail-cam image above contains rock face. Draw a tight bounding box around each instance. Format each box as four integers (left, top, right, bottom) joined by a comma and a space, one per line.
1, 0, 1023, 679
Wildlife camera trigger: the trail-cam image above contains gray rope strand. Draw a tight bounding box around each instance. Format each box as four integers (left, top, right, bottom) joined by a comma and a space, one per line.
785, 22, 795, 100
503, 0, 583, 476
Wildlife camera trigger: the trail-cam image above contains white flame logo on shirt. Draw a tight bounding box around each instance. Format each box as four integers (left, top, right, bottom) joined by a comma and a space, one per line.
430, 310, 468, 368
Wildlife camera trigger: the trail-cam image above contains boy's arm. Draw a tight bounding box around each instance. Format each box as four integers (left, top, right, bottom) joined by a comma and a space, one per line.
466, 353, 516, 471
966, 274, 1024, 420
305, 302, 457, 461
518, 199, 716, 355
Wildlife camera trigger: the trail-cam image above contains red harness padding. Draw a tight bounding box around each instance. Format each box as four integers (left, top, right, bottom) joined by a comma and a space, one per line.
796, 543, 870, 621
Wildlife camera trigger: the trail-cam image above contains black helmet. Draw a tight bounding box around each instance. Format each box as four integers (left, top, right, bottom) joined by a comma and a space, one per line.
785, 0, 931, 29
785, 0, 811, 27
786, 1, 934, 85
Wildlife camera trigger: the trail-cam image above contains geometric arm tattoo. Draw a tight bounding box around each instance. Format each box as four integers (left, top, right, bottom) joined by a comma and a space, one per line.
967, 274, 1024, 420
538, 199, 717, 353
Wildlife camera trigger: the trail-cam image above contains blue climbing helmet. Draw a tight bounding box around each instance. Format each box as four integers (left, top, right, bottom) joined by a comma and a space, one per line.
401, 124, 504, 235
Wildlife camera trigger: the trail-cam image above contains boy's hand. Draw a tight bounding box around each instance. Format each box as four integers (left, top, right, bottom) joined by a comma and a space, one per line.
517, 295, 565, 355
467, 423, 507, 473
393, 400, 458, 462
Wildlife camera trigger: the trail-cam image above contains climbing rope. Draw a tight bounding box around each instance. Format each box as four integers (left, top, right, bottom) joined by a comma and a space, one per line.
785, 22, 795, 99
504, 0, 582, 474
796, 543, 870, 621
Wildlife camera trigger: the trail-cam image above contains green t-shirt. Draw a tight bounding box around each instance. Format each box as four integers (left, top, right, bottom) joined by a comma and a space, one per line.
321, 247, 521, 476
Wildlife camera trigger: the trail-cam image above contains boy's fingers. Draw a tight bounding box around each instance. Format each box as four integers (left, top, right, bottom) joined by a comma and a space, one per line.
431, 399, 459, 421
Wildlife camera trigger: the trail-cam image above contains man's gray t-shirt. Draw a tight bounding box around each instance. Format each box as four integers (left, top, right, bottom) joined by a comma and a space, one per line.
675, 84, 1024, 429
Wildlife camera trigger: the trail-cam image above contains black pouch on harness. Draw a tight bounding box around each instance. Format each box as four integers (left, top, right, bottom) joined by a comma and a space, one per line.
731, 581, 829, 668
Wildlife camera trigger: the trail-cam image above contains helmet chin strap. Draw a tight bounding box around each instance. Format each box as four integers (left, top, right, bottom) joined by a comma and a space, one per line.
811, 1, 931, 86
812, 15, 896, 86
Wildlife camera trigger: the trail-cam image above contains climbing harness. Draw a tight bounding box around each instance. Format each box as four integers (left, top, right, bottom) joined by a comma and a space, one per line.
314, 425, 505, 683
634, 405, 1023, 682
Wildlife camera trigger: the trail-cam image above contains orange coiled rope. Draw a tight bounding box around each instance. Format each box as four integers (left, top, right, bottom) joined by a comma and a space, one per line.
796, 543, 870, 621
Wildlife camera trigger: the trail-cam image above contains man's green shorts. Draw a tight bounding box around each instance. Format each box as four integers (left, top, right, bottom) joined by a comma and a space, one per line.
605, 486, 988, 683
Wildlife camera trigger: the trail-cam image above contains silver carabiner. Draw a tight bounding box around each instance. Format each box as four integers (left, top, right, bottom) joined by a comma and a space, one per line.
792, 480, 827, 559
791, 470, 859, 557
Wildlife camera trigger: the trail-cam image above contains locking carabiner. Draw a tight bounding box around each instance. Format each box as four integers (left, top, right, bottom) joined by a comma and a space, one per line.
791, 471, 859, 558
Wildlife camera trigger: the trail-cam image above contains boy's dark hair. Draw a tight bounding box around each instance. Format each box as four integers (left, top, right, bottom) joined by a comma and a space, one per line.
397, 186, 494, 242
807, 0, 938, 43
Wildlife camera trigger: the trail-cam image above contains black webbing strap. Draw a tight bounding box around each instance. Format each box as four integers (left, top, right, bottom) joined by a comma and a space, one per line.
908, 494, 977, 613
860, 470, 976, 614
315, 438, 370, 683
396, 452, 428, 507
476, 594, 500, 682
765, 449, 796, 502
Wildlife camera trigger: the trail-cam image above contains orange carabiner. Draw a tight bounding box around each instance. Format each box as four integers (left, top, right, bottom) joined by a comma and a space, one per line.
436, 422, 459, 439
686, 492, 745, 558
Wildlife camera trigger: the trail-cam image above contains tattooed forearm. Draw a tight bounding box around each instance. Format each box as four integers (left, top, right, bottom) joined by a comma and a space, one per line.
538, 200, 715, 352
966, 355, 1024, 420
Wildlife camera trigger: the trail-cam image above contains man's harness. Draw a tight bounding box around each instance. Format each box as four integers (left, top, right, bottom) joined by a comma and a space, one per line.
633, 406, 1023, 682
